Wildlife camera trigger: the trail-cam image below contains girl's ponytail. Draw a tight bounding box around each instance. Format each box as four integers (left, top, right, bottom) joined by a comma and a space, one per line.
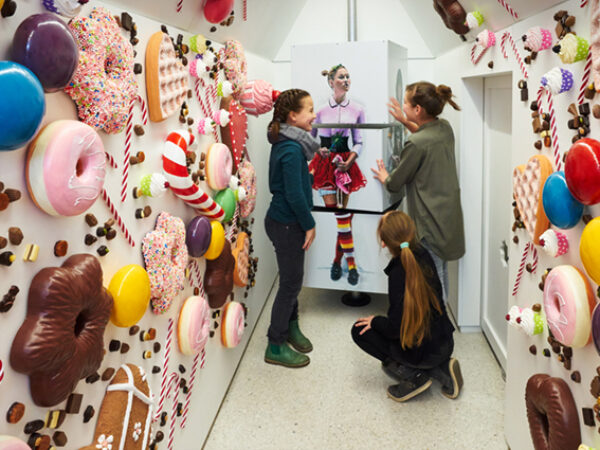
406, 81, 461, 117
436, 84, 461, 111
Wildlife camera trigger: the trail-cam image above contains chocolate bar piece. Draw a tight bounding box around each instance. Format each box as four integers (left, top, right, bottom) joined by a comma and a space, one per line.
66, 393, 83, 414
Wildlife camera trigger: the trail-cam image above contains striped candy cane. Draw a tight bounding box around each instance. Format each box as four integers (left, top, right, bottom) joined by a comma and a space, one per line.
512, 242, 531, 296
122, 100, 135, 202
168, 372, 181, 450
180, 353, 199, 429
226, 204, 240, 240
582, 0, 589, 7
154, 318, 174, 420
101, 189, 135, 247
577, 51, 592, 105
497, 0, 519, 19
105, 152, 118, 169
470, 44, 489, 65
501, 32, 528, 79
195, 79, 212, 119
176, 0, 183, 12
243, 0, 247, 20
136, 94, 148, 125
531, 246, 538, 274
536, 86, 561, 170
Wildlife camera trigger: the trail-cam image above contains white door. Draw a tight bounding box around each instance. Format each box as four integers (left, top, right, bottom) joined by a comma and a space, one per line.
481, 75, 512, 372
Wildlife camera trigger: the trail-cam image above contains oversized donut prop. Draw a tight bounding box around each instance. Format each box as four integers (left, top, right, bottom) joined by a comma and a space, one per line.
580, 217, 600, 285
178, 296, 211, 355
186, 216, 212, 258
565, 138, 600, 205
108, 264, 151, 327
205, 221, 225, 260
162, 130, 225, 221
232, 232, 250, 287
205, 239, 234, 309
220, 40, 247, 98
65, 7, 137, 134
203, 0, 234, 24
525, 374, 581, 450
214, 188, 237, 222
26, 120, 106, 217
543, 265, 595, 348
237, 160, 256, 218
0, 436, 29, 450
221, 301, 245, 348
205, 143, 233, 191
9, 254, 113, 406
542, 171, 583, 229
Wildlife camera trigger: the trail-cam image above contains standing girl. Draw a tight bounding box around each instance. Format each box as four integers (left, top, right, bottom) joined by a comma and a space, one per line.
352, 211, 462, 402
264, 89, 320, 368
310, 64, 367, 285
372, 81, 465, 302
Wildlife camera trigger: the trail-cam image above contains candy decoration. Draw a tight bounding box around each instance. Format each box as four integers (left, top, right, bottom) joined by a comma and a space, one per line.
137, 173, 169, 198
522, 27, 552, 53
578, 52, 593, 105
0, 359, 3, 384
553, 34, 589, 64
580, 218, 600, 285
162, 130, 225, 220
542, 171, 583, 229
583, 0, 589, 7
592, 304, 600, 355
122, 99, 135, 202
176, 0, 183, 13
0, 61, 45, 151
186, 216, 212, 257
155, 318, 173, 421
203, 0, 234, 24
496, 0, 518, 19
167, 372, 180, 450
470, 43, 489, 65
539, 229, 569, 257
537, 86, 562, 170
220, 97, 248, 169
506, 305, 544, 336
501, 32, 528, 79
512, 242, 539, 296
240, 79, 277, 116
42, 0, 84, 17
541, 67, 574, 95
180, 352, 199, 429
189, 35, 209, 54
105, 152, 118, 169
243, 0, 247, 20
108, 265, 151, 327
220, 40, 247, 98
565, 138, 600, 205
464, 10, 484, 29
101, 188, 135, 247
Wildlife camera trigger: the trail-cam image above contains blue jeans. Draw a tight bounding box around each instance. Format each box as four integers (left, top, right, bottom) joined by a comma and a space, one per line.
421, 238, 448, 303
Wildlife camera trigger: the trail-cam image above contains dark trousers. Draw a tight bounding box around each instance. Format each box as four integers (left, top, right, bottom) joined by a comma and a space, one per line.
265, 215, 306, 344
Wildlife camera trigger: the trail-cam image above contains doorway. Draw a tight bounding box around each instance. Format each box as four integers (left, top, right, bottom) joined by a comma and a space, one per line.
480, 74, 512, 371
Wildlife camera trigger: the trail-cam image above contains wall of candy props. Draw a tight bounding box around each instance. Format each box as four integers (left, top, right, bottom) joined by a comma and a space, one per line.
434, 0, 600, 448
0, 1, 280, 448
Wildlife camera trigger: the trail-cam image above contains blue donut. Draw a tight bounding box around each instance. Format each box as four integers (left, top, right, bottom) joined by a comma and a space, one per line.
542, 171, 584, 229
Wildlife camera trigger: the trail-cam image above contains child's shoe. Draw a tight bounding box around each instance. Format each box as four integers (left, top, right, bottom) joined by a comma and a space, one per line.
348, 268, 359, 285
264, 343, 310, 368
381, 359, 416, 381
330, 262, 342, 281
287, 319, 313, 353
387, 372, 432, 402
428, 358, 463, 399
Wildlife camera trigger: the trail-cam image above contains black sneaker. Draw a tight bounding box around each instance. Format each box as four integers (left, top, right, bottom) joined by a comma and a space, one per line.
348, 268, 359, 285
428, 358, 463, 399
330, 262, 342, 281
387, 372, 432, 402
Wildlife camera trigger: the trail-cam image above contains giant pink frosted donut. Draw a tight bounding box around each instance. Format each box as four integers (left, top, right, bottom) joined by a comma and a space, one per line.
221, 301, 245, 348
0, 436, 30, 450
543, 265, 596, 347
26, 120, 106, 216
205, 143, 233, 191
178, 296, 211, 356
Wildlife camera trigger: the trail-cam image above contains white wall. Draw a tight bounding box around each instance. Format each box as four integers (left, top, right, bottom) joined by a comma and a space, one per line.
434, 0, 600, 447
0, 2, 280, 447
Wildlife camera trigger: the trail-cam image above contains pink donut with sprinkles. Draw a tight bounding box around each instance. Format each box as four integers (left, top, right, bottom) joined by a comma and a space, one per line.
142, 212, 188, 314
178, 296, 211, 356
238, 160, 256, 218
65, 7, 137, 134
26, 121, 106, 216
220, 40, 247, 98
205, 143, 233, 191
221, 301, 245, 348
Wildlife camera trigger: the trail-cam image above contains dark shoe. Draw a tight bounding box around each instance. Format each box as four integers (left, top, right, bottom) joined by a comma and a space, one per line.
387, 372, 432, 402
428, 358, 463, 399
381, 359, 418, 381
287, 319, 313, 353
331, 262, 342, 281
265, 343, 310, 368
348, 268, 359, 285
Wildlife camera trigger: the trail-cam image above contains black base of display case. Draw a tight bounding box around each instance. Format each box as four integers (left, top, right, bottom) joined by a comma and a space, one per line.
341, 291, 371, 307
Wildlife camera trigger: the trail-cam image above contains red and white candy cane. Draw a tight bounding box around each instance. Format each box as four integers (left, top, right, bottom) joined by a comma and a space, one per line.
101, 188, 135, 247
168, 372, 181, 450
176, 0, 183, 12
226, 204, 240, 241
497, 0, 519, 19
105, 152, 118, 169
0, 359, 4, 384
154, 318, 174, 421
512, 242, 531, 296
162, 130, 225, 220
582, 0, 589, 8
195, 79, 212, 119
180, 352, 199, 429
501, 32, 528, 79
136, 94, 148, 125
470, 44, 489, 65
122, 95, 149, 202
577, 51, 593, 105
243, 0, 247, 20
536, 86, 561, 170
192, 260, 205, 296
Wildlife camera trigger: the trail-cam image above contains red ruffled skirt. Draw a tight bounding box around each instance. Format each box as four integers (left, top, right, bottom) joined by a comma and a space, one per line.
309, 152, 367, 193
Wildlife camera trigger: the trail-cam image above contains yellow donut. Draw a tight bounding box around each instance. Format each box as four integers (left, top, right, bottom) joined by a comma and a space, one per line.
580, 218, 600, 285
108, 264, 151, 327
205, 221, 225, 260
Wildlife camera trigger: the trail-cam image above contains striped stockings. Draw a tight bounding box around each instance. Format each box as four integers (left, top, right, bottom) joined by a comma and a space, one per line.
335, 212, 356, 270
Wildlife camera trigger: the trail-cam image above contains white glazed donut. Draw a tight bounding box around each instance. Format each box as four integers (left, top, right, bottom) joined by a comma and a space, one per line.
178, 296, 211, 356
221, 301, 245, 348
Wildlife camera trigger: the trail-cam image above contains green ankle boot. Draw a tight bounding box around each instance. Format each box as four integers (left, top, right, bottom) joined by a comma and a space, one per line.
287, 319, 313, 353
264, 343, 310, 368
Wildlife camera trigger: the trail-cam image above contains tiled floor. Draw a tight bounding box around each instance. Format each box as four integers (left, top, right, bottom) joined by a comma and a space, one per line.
204, 285, 506, 449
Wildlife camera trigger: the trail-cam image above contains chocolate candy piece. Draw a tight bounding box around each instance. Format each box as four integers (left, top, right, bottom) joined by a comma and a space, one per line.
583, 407, 596, 426
0, 285, 18, 313
563, 358, 572, 370
85, 213, 98, 227
101, 367, 115, 381
8, 227, 23, 245
178, 364, 186, 374
152, 366, 161, 374
140, 328, 156, 341
109, 339, 121, 352
104, 218, 115, 229
45, 409, 66, 428
53, 240, 68, 257
534, 140, 542, 150
0, 236, 6, 249
105, 228, 117, 241
135, 208, 145, 219
129, 325, 140, 335
0, 251, 15, 266
0, 193, 8, 211
96, 226, 107, 237
487, 61, 494, 69
52, 431, 67, 447
529, 345, 537, 355
520, 88, 528, 102
160, 411, 168, 426
97, 245, 109, 256
6, 401, 25, 423
121, 12, 133, 30
153, 342, 161, 353
543, 348, 551, 357
563, 346, 573, 358
4, 188, 20, 202
85, 372, 100, 384
134, 125, 145, 136
28, 433, 51, 449
579, 103, 591, 116
161, 24, 168, 33
24, 419, 45, 434
83, 405, 95, 423
0, 0, 17, 18
571, 371, 581, 382
84, 234, 97, 246
66, 393, 83, 413
120, 342, 130, 354
155, 431, 164, 442
142, 351, 152, 359
143, 206, 152, 218
134, 63, 143, 74
23, 243, 40, 262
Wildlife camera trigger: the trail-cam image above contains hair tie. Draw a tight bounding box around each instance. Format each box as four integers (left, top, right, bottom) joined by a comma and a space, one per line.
400, 242, 409, 249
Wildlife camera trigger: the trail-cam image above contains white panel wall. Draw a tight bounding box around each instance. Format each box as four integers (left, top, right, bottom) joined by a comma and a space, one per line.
0, 2, 281, 448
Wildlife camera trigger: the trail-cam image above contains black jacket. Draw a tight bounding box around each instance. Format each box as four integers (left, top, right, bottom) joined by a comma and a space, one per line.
371, 246, 455, 368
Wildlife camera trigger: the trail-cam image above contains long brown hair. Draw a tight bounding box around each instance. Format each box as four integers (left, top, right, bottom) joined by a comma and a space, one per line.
405, 81, 461, 118
377, 211, 442, 349
267, 89, 310, 141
